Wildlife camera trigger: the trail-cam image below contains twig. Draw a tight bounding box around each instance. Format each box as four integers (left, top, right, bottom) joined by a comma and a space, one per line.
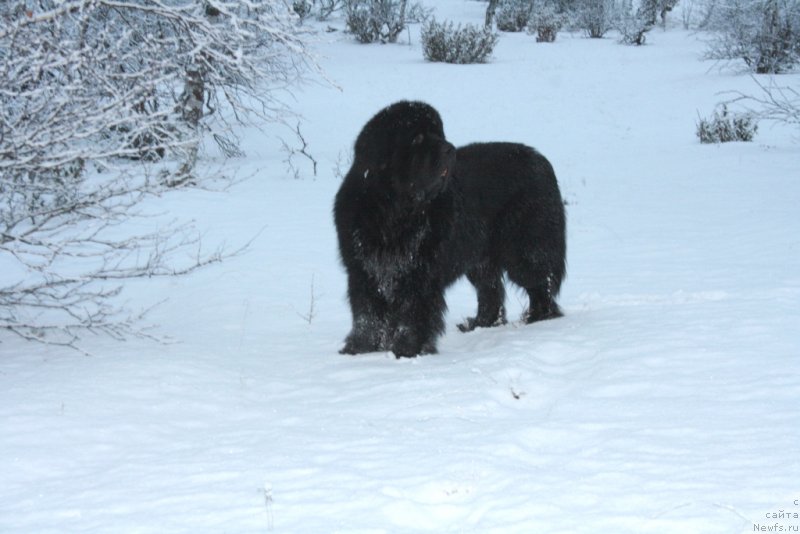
280, 122, 318, 179
297, 274, 317, 325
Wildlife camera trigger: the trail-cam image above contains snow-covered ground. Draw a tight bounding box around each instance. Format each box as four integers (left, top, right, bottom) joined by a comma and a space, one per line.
2, 2, 799, 532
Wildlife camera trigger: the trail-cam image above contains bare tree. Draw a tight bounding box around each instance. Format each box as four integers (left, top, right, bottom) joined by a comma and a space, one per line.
0, 0, 316, 350
704, 0, 800, 73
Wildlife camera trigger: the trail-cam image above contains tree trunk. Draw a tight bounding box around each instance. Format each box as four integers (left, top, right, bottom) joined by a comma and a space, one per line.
174, 61, 205, 185
182, 63, 204, 129
485, 0, 499, 29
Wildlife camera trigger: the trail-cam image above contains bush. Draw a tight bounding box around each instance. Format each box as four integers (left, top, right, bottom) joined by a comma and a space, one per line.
345, 0, 429, 43
616, 0, 652, 45
496, 0, 534, 32
527, 2, 568, 42
696, 105, 758, 143
345, 0, 406, 43
570, 0, 617, 38
293, 0, 313, 19
421, 19, 500, 64
293, 0, 342, 21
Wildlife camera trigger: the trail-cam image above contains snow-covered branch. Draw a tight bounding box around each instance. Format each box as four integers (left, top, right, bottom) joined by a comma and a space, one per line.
0, 0, 317, 351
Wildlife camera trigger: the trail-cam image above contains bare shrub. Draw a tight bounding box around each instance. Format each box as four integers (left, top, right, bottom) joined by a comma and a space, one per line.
421, 18, 500, 64
345, 0, 430, 43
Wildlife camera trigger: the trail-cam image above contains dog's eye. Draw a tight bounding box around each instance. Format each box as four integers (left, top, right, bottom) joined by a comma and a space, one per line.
412, 133, 424, 146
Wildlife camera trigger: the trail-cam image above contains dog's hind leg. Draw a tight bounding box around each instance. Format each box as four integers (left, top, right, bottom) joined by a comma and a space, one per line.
458, 262, 506, 332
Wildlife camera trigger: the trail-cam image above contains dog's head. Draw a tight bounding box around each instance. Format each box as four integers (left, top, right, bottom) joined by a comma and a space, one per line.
353, 101, 456, 201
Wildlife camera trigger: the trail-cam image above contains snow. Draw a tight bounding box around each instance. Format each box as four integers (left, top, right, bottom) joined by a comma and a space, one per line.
2, 2, 799, 532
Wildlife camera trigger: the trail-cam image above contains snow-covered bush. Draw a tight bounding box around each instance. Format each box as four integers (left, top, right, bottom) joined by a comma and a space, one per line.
696, 105, 759, 143
496, 0, 534, 32
569, 0, 617, 38
528, 1, 568, 42
616, 16, 650, 44
0, 0, 315, 349
635, 0, 681, 26
344, 0, 429, 43
421, 19, 500, 64
293, 0, 314, 19
704, 0, 800, 73
294, 0, 342, 20
615, 0, 654, 45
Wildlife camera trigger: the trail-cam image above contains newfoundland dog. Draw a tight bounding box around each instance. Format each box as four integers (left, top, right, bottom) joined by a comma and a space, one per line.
334, 101, 566, 358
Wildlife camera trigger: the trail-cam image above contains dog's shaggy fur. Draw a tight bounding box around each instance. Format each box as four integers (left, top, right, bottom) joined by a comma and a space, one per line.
334, 101, 566, 357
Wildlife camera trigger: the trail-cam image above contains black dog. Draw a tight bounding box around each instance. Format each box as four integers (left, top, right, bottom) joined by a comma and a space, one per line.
334, 101, 566, 357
